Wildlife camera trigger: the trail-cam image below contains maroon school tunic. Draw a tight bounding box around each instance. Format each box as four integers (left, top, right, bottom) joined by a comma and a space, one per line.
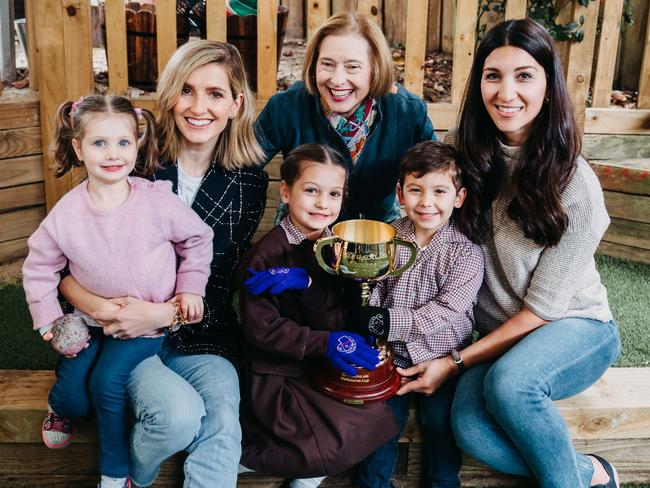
238, 223, 398, 478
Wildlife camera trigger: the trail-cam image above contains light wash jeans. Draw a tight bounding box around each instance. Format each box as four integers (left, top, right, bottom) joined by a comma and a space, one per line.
126, 340, 242, 488
451, 318, 621, 488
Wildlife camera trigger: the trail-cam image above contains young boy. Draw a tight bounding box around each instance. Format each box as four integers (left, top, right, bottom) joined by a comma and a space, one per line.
354, 141, 484, 488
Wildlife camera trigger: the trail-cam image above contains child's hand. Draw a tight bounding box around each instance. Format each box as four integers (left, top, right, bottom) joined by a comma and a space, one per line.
176, 293, 204, 323
41, 330, 54, 342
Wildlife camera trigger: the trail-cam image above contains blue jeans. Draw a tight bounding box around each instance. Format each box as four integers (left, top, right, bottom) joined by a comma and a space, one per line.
49, 327, 164, 477
127, 340, 241, 488
451, 318, 621, 488
358, 376, 462, 488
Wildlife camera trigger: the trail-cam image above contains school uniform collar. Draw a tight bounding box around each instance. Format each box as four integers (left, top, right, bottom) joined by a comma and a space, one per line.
280, 215, 332, 245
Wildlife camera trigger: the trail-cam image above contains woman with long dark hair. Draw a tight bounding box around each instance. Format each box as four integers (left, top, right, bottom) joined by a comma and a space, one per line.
396, 19, 621, 487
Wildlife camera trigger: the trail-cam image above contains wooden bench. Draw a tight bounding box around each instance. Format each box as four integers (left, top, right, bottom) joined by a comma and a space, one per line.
1, 368, 649, 487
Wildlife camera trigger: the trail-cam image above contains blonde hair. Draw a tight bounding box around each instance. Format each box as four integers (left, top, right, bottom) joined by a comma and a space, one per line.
302, 12, 394, 98
156, 40, 264, 170
51, 95, 159, 178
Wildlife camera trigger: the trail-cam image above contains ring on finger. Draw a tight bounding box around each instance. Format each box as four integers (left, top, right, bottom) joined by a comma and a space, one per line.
112, 333, 119, 339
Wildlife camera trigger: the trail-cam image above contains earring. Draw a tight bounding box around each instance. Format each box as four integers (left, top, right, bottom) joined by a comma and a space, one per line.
544, 97, 550, 104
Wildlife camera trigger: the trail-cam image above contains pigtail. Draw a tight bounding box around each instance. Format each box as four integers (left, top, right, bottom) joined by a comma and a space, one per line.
50, 101, 83, 177
132, 108, 160, 177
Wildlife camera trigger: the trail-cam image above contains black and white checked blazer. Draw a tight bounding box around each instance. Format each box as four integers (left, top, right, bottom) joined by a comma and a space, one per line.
155, 161, 269, 365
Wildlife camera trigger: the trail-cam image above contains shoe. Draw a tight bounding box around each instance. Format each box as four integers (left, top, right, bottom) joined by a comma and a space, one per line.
41, 412, 73, 449
589, 453, 619, 488
97, 479, 132, 488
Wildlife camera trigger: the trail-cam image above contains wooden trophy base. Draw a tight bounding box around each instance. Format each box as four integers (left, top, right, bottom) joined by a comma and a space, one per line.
313, 344, 401, 405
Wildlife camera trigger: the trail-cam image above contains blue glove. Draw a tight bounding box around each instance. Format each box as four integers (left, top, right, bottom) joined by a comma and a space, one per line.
244, 267, 310, 295
326, 331, 380, 377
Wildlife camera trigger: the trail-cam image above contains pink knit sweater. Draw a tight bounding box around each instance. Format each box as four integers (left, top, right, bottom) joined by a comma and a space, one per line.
22, 177, 214, 329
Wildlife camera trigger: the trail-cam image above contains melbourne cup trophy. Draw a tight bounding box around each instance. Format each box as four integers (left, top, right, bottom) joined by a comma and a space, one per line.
314, 219, 417, 404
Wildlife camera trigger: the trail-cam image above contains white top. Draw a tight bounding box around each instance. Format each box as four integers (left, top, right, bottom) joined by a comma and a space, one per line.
177, 160, 204, 207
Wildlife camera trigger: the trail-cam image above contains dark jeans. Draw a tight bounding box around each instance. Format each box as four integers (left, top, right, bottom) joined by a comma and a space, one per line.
49, 326, 164, 478
357, 376, 461, 488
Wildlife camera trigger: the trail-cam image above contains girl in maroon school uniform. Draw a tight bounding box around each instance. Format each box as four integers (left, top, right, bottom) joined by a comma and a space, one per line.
238, 144, 398, 488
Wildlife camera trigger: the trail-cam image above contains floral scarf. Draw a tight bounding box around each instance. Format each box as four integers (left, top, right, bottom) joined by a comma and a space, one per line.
324, 97, 377, 164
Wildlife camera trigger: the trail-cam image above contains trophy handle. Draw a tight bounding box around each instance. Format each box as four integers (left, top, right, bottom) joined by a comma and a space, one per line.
314, 236, 340, 275
389, 238, 417, 277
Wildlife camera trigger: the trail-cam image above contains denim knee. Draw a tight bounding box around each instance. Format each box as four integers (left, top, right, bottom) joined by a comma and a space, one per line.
482, 360, 535, 418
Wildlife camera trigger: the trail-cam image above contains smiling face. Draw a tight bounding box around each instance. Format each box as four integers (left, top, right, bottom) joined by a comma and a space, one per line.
316, 33, 372, 117
280, 161, 347, 240
72, 114, 138, 188
173, 62, 243, 151
481, 45, 547, 146
398, 170, 466, 246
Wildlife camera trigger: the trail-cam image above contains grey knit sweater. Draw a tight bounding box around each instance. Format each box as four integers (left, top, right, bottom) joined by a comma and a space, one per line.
446, 131, 613, 333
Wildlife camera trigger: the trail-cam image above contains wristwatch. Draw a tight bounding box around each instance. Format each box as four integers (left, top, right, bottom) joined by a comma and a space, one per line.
450, 349, 466, 372
167, 302, 186, 334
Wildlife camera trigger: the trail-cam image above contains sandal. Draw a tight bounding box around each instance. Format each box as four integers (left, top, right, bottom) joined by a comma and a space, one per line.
589, 453, 619, 488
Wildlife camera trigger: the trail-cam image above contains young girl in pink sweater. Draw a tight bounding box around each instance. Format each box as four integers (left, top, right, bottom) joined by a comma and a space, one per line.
22, 95, 213, 488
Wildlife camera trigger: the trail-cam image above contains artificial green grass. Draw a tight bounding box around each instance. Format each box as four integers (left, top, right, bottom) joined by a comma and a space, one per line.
1, 254, 649, 370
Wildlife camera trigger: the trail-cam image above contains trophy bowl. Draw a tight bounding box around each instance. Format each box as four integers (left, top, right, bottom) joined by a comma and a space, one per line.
314, 219, 417, 404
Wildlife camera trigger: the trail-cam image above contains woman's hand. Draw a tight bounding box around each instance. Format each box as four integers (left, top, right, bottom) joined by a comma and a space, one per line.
396, 356, 458, 396
94, 296, 174, 339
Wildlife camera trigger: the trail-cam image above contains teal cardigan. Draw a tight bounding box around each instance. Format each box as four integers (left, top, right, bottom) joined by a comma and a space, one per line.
256, 81, 436, 222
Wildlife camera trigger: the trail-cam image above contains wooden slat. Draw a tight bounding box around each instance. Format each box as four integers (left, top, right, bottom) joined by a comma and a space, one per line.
440, 0, 454, 54
592, 0, 624, 107
0, 96, 39, 130
504, 0, 526, 20
357, 0, 381, 25
563, 1, 599, 134
62, 0, 93, 100
0, 206, 45, 242
583, 134, 650, 160
603, 190, 650, 223
25, 0, 39, 90
585, 107, 650, 135
590, 159, 650, 195
331, 0, 357, 14
598, 240, 650, 264
0, 154, 44, 189
426, 0, 442, 51
0, 127, 41, 160
603, 218, 650, 250
306, 0, 330, 41
639, 5, 650, 108
104, 0, 129, 94
383, 0, 406, 47
257, 0, 279, 100
426, 102, 459, 130
404, 0, 428, 97
451, 0, 476, 104
156, 0, 176, 78
0, 0, 16, 83
0, 182, 44, 211
206, 0, 227, 42
283, 0, 305, 38
0, 237, 28, 264
34, 0, 71, 210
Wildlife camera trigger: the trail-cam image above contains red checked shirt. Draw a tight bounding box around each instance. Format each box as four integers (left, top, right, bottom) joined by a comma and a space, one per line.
369, 217, 484, 367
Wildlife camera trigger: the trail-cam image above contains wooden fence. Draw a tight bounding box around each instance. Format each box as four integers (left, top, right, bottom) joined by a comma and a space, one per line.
0, 0, 648, 265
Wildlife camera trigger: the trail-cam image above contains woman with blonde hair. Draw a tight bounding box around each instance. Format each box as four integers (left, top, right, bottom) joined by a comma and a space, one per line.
59, 40, 268, 488
256, 11, 435, 223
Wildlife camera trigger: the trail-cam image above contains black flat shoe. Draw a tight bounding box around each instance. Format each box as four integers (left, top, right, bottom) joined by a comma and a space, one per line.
589, 453, 619, 488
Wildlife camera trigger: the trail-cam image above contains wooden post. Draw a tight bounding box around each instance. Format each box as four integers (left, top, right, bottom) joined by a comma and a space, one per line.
592, 0, 624, 107
0, 0, 16, 83
638, 6, 650, 108
25, 0, 39, 90
332, 0, 357, 14
404, 0, 428, 98
283, 0, 305, 38
505, 0, 526, 20
206, 0, 227, 42
307, 0, 330, 41
427, 0, 442, 52
451, 0, 477, 104
257, 0, 278, 100
156, 0, 176, 78
564, 1, 600, 135
104, 0, 128, 94
358, 0, 381, 25
440, 0, 454, 54
35, 0, 93, 210
384, 0, 407, 47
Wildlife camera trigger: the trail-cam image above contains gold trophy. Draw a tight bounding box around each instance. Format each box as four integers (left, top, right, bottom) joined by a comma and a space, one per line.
314, 219, 417, 404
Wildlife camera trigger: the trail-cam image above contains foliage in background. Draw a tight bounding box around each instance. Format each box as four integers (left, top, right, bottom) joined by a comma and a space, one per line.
477, 0, 634, 42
